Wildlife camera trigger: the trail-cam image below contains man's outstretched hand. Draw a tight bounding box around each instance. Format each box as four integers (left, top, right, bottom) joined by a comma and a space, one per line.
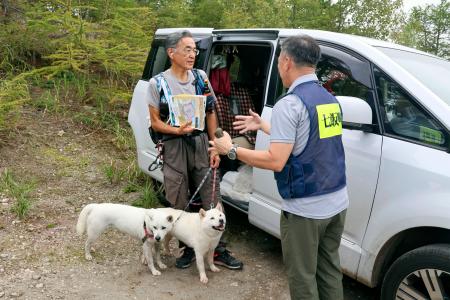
233, 109, 262, 133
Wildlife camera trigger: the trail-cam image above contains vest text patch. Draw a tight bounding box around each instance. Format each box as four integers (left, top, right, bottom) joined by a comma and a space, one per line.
316, 103, 342, 139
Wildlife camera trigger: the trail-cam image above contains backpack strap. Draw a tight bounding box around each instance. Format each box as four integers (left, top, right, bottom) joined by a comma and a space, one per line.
154, 72, 177, 124
155, 72, 173, 104
191, 68, 205, 95
156, 70, 204, 98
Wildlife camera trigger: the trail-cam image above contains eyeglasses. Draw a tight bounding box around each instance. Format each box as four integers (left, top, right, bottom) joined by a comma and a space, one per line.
174, 47, 200, 56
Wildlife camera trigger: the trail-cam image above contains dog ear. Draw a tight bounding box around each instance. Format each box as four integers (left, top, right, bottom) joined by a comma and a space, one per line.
167, 215, 173, 223
199, 208, 206, 218
215, 202, 224, 212
147, 209, 154, 221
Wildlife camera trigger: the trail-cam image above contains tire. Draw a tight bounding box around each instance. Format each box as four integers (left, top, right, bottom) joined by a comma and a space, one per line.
381, 244, 450, 300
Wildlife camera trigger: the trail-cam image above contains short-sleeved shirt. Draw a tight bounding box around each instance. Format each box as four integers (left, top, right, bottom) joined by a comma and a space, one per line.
271, 73, 349, 219
148, 68, 216, 111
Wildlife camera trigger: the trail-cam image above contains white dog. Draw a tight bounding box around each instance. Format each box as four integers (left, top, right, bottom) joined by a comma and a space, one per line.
76, 203, 174, 276
164, 203, 226, 284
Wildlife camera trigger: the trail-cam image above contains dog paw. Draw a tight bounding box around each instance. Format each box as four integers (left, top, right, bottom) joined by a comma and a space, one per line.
210, 265, 220, 273
151, 269, 161, 276
158, 262, 167, 270
200, 274, 208, 284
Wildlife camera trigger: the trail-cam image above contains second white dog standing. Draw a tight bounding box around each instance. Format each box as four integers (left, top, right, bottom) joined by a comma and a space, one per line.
76, 203, 175, 276
164, 203, 226, 284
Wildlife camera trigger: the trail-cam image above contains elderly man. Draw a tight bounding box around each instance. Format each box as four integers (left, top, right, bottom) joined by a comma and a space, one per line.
210, 35, 348, 300
148, 30, 243, 270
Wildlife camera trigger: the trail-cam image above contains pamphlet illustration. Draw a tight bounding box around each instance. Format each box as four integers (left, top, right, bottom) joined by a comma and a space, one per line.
168, 94, 206, 130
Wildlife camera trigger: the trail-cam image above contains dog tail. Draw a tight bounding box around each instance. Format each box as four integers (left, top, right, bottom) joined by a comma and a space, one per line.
76, 203, 96, 235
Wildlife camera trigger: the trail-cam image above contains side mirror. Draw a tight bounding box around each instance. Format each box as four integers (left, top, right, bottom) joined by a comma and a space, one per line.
336, 96, 375, 133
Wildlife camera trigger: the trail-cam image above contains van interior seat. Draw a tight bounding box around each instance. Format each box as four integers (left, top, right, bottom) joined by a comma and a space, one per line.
214, 82, 257, 147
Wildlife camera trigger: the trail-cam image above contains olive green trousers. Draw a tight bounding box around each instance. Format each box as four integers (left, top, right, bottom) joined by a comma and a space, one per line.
280, 209, 346, 300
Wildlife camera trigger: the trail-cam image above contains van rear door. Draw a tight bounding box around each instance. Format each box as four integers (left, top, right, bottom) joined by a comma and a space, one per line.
128, 28, 213, 180
209, 30, 279, 213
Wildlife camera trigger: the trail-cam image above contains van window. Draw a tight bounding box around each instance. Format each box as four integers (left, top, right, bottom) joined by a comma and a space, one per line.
151, 46, 170, 77
374, 67, 447, 147
274, 46, 373, 102
269, 45, 377, 127
144, 39, 209, 80
316, 55, 370, 102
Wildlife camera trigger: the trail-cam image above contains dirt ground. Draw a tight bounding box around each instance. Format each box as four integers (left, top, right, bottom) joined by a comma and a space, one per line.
0, 108, 376, 300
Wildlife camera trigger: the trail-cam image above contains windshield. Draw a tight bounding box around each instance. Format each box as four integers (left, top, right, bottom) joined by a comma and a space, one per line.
377, 47, 450, 106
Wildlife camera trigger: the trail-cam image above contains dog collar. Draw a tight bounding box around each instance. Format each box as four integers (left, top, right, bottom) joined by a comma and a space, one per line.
142, 221, 154, 243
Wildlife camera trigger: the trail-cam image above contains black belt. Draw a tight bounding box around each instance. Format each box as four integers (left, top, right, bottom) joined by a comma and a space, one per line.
162, 130, 204, 142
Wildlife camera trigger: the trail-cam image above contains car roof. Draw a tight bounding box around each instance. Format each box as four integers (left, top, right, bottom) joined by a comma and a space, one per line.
155, 28, 214, 39
277, 28, 438, 58
155, 28, 436, 58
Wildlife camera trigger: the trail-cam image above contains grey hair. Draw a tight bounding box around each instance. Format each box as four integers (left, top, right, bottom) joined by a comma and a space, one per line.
280, 35, 321, 67
165, 30, 193, 51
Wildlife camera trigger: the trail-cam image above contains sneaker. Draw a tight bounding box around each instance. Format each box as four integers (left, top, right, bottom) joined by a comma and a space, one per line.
175, 247, 195, 269
214, 248, 243, 270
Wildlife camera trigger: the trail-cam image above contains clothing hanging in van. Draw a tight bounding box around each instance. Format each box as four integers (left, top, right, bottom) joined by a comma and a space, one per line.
210, 68, 231, 97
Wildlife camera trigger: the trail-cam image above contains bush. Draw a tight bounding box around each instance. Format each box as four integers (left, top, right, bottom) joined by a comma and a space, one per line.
0, 169, 36, 219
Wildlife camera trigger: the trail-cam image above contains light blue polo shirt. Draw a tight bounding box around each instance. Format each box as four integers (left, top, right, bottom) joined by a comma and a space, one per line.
271, 73, 348, 219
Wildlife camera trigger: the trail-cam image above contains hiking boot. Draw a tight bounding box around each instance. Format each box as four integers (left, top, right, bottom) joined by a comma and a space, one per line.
214, 248, 243, 270
175, 246, 195, 269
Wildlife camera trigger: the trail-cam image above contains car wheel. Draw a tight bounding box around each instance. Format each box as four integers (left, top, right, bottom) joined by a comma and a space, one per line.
381, 244, 450, 300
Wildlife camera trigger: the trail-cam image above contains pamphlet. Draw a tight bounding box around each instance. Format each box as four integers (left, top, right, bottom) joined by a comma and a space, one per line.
168, 94, 206, 130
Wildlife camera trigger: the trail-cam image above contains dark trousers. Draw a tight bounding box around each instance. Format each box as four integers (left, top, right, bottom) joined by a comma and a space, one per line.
162, 132, 220, 210
280, 210, 346, 300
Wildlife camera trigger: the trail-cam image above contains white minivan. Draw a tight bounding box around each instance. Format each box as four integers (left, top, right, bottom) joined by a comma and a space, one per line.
128, 28, 450, 299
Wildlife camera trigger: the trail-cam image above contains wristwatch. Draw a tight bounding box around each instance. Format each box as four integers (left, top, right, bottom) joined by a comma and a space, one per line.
227, 144, 238, 160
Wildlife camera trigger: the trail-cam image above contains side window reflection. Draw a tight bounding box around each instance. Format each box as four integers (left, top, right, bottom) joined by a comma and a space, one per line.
316, 55, 369, 102
374, 67, 446, 146
273, 54, 370, 104
151, 42, 206, 78
151, 46, 170, 77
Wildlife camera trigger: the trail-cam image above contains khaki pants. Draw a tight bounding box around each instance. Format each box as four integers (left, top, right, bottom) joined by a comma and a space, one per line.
280, 210, 346, 300
162, 132, 220, 210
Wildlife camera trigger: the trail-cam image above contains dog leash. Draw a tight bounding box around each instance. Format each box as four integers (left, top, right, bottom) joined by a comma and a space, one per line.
172, 166, 217, 226
182, 166, 212, 211
174, 128, 224, 221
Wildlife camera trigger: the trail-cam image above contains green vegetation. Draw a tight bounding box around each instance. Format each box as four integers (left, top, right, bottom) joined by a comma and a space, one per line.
131, 180, 161, 209
0, 79, 30, 131
0, 169, 36, 219
1, 0, 153, 135
103, 160, 126, 184
395, 0, 450, 58
46, 223, 57, 229
103, 158, 162, 209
